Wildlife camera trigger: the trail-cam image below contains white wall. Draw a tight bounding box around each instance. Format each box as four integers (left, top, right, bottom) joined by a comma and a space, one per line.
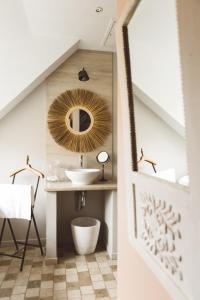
128, 0, 185, 126
0, 83, 46, 241
0, 0, 29, 38
135, 98, 187, 180
0, 0, 79, 120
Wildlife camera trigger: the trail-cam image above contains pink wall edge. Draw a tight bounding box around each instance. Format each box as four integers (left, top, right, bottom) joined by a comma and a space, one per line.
117, 0, 172, 299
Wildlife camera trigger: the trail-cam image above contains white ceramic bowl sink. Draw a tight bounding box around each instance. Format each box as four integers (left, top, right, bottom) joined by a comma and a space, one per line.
65, 168, 100, 185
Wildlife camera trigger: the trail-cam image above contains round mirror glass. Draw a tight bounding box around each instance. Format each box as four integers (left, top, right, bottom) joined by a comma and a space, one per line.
68, 109, 91, 133
97, 151, 109, 164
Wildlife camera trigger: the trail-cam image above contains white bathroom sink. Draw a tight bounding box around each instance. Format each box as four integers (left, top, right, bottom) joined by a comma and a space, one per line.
65, 168, 100, 185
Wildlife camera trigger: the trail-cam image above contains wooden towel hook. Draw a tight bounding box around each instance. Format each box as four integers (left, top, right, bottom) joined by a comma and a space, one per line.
10, 155, 44, 178
138, 148, 157, 173
26, 155, 30, 165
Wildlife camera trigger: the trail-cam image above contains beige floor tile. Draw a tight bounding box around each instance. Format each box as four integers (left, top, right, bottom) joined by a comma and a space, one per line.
1, 280, 15, 288
65, 262, 76, 269
0, 273, 6, 280
91, 274, 103, 282
76, 261, 87, 267
54, 275, 66, 283
89, 268, 100, 275
41, 280, 53, 289
55, 263, 65, 269
103, 274, 115, 281
81, 294, 96, 300
12, 285, 27, 295
0, 279, 4, 286
0, 258, 11, 271
99, 266, 112, 275
98, 262, 109, 268
76, 264, 88, 272
10, 294, 25, 300
95, 288, 109, 298
54, 282, 66, 291
85, 255, 96, 263
16, 272, 30, 280
92, 280, 106, 290
45, 260, 57, 267
105, 280, 117, 289
39, 288, 53, 298
27, 280, 41, 289
25, 287, 40, 297
42, 274, 54, 281
66, 273, 79, 283
67, 289, 81, 299
15, 279, 28, 286
29, 273, 42, 281
66, 268, 77, 275
0, 248, 117, 299
4, 273, 18, 281
113, 272, 117, 280
107, 288, 117, 298
0, 288, 13, 297
53, 289, 67, 299
42, 266, 55, 274
88, 262, 98, 269
75, 256, 86, 263
7, 267, 20, 274
111, 265, 117, 272
0, 259, 10, 265
78, 271, 91, 286
66, 282, 80, 290
109, 260, 117, 266
0, 268, 9, 274
54, 268, 65, 276
95, 256, 107, 263
80, 285, 94, 295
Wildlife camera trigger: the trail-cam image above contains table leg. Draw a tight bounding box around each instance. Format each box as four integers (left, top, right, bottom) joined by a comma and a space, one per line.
104, 190, 117, 259
46, 192, 57, 261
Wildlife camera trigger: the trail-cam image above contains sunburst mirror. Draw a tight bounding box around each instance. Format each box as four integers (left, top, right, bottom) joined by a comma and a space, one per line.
48, 89, 111, 153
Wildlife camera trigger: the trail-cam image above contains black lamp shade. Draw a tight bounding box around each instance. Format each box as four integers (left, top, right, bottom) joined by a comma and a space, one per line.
78, 68, 89, 81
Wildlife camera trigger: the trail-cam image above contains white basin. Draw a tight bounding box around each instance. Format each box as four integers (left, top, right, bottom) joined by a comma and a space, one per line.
65, 168, 100, 185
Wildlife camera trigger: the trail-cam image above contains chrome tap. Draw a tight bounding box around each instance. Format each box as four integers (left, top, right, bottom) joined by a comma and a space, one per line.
80, 155, 83, 168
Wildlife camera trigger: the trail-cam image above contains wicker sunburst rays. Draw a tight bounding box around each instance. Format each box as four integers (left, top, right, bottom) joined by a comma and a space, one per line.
48, 89, 112, 153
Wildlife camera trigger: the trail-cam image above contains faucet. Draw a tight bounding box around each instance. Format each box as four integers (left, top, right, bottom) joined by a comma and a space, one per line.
80, 154, 83, 168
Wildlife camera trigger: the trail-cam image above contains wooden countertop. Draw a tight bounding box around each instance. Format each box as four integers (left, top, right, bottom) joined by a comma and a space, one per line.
45, 181, 117, 192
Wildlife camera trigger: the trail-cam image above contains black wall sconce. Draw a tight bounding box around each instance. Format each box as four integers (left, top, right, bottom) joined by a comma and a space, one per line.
78, 68, 89, 81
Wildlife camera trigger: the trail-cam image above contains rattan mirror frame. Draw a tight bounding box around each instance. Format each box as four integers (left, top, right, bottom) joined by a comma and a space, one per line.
47, 89, 111, 153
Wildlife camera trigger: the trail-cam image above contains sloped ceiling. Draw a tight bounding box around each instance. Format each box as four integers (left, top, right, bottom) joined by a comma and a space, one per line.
22, 0, 116, 51
0, 0, 116, 119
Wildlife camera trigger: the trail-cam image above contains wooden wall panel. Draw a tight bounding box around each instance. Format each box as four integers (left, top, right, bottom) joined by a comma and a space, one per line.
46, 50, 113, 179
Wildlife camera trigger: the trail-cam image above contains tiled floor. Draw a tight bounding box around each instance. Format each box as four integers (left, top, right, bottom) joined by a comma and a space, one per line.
0, 247, 117, 300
